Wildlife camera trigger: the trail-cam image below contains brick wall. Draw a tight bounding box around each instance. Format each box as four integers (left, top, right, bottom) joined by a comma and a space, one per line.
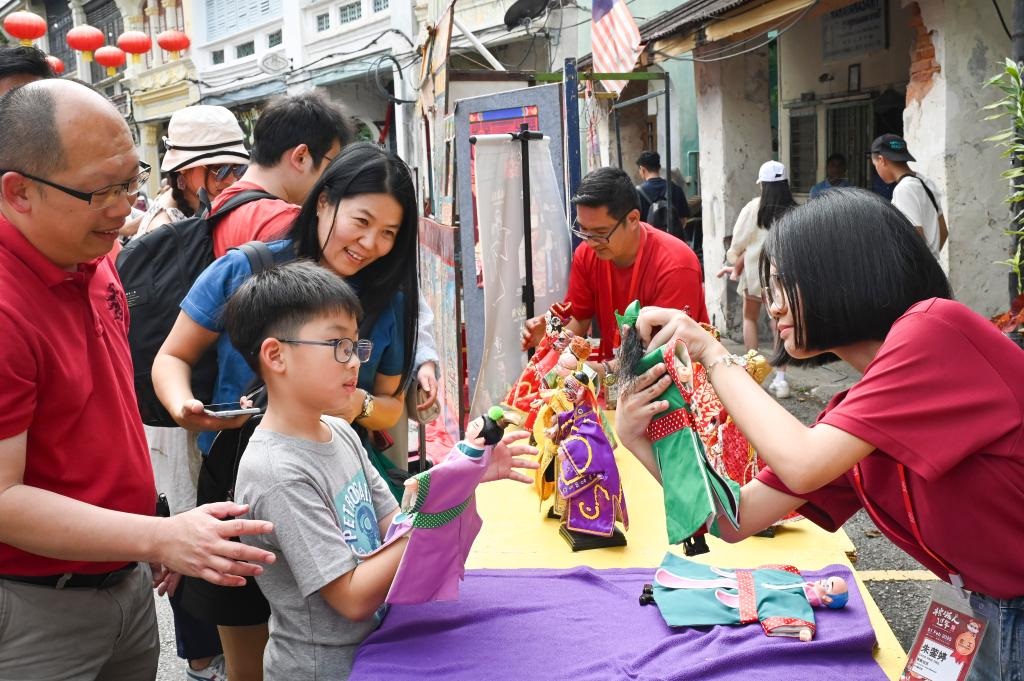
907, 1, 940, 103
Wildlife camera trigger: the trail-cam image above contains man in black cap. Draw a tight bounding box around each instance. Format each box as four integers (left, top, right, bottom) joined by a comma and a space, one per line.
870, 133, 947, 258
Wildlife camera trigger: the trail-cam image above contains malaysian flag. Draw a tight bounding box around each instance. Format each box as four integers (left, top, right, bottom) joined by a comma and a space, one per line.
592, 0, 642, 96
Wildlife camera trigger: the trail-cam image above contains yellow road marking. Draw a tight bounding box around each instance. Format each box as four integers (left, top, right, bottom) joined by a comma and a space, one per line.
857, 569, 939, 582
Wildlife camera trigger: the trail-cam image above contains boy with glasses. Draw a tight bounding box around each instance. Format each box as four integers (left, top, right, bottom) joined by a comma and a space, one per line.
523, 167, 708, 383
224, 260, 532, 679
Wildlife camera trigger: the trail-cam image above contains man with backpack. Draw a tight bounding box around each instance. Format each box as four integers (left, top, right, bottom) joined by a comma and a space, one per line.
870, 134, 947, 259
636, 150, 690, 239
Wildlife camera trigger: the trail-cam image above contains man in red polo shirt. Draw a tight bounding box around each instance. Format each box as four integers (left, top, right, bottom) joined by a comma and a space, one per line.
521, 167, 708, 378
0, 80, 275, 679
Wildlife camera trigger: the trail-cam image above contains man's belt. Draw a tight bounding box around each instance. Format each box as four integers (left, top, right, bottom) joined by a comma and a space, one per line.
0, 562, 137, 589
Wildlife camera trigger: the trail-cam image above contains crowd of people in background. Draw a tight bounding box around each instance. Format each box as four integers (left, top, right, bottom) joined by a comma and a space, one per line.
0, 41, 1020, 681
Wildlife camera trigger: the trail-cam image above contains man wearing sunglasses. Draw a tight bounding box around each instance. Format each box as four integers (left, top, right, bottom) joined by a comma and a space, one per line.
521, 167, 708, 377
0, 80, 276, 680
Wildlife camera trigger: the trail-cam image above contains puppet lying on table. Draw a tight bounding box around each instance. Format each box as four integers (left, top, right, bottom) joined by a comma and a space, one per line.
376, 408, 518, 604
617, 301, 771, 555
643, 553, 849, 641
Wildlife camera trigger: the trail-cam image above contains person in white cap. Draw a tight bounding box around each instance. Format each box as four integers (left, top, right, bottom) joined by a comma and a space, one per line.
717, 160, 797, 399
136, 104, 250, 237
139, 104, 250, 681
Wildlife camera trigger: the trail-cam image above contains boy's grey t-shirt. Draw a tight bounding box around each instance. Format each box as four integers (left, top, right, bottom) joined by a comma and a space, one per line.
236, 416, 398, 680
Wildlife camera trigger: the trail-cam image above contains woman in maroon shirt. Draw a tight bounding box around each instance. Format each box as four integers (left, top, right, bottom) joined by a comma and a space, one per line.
616, 188, 1024, 681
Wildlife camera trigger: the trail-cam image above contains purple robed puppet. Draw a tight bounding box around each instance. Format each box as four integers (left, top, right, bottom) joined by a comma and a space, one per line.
555, 373, 628, 537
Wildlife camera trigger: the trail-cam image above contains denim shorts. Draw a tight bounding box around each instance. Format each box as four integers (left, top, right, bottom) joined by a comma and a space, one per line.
966, 591, 1024, 681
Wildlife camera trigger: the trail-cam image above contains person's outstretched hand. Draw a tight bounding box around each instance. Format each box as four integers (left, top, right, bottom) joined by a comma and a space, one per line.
150, 502, 275, 588
174, 398, 252, 432
464, 418, 539, 484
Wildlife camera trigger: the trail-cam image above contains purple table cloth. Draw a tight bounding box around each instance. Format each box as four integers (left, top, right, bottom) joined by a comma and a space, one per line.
351, 566, 888, 681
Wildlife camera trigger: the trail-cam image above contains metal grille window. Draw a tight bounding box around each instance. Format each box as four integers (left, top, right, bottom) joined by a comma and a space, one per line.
268, 29, 282, 47
44, 1, 75, 75
373, 0, 388, 11
206, 0, 283, 42
316, 12, 330, 31
826, 101, 873, 189
236, 40, 255, 58
212, 49, 225, 64
788, 108, 817, 194
339, 2, 362, 24
85, 0, 124, 82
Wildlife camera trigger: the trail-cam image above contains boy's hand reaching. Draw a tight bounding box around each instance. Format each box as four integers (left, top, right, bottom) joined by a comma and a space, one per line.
464, 418, 538, 484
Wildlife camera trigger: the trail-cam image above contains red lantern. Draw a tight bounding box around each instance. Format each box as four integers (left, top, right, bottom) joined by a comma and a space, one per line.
94, 45, 125, 77
45, 55, 65, 76
117, 30, 152, 64
156, 29, 190, 60
66, 24, 105, 62
3, 11, 47, 46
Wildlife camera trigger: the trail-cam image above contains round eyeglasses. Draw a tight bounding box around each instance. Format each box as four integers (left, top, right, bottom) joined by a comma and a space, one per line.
276, 337, 373, 364
761, 273, 786, 310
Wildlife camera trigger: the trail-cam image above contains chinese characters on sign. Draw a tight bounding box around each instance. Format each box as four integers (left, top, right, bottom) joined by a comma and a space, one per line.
900, 600, 986, 681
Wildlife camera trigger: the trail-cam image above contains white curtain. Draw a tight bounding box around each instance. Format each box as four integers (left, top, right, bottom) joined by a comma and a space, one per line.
470, 135, 571, 416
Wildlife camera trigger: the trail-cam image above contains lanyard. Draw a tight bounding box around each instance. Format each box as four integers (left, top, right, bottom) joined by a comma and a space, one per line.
851, 462, 964, 590
603, 226, 647, 349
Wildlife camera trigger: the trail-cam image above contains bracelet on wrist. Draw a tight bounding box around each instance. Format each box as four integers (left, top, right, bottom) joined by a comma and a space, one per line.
703, 352, 748, 375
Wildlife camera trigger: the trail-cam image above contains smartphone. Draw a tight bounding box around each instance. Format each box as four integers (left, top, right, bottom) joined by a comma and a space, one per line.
203, 402, 261, 419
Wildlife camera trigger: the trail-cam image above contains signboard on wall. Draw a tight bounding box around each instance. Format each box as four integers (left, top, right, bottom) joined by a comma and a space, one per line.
822, 0, 887, 62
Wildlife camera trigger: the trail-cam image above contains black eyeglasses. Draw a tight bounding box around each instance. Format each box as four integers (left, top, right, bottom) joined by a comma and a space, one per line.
208, 163, 247, 182
0, 162, 151, 211
276, 337, 373, 364
569, 214, 626, 245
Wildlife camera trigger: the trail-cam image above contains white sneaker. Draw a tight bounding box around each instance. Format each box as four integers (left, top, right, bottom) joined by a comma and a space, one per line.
186, 655, 227, 681
770, 377, 791, 399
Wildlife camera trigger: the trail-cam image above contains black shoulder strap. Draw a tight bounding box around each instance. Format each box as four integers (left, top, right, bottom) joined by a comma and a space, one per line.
897, 175, 941, 215
206, 189, 278, 224
232, 240, 275, 275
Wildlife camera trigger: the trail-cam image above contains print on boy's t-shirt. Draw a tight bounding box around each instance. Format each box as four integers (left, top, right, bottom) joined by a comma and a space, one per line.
337, 469, 383, 558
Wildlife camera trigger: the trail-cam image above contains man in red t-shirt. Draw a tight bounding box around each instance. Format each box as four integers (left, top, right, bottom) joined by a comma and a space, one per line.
521, 167, 708, 370
209, 91, 353, 257
0, 80, 274, 679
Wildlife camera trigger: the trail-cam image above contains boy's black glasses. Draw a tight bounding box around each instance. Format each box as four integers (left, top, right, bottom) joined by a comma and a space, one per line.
569, 214, 626, 244
276, 338, 373, 364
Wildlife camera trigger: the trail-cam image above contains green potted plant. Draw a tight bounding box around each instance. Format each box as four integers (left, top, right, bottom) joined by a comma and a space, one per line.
984, 58, 1024, 348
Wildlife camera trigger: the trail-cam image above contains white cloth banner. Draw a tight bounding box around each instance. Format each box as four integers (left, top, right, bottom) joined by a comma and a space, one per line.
470, 135, 571, 416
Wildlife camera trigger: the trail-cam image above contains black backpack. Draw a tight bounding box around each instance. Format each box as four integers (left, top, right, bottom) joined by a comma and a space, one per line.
637, 185, 670, 231
116, 190, 277, 427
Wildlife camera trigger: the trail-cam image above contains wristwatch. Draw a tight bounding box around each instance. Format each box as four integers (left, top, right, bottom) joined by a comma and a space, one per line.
601, 361, 617, 387
356, 390, 375, 421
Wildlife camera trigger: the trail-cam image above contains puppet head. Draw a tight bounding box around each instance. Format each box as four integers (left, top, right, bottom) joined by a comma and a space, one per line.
805, 576, 849, 609
563, 371, 592, 405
